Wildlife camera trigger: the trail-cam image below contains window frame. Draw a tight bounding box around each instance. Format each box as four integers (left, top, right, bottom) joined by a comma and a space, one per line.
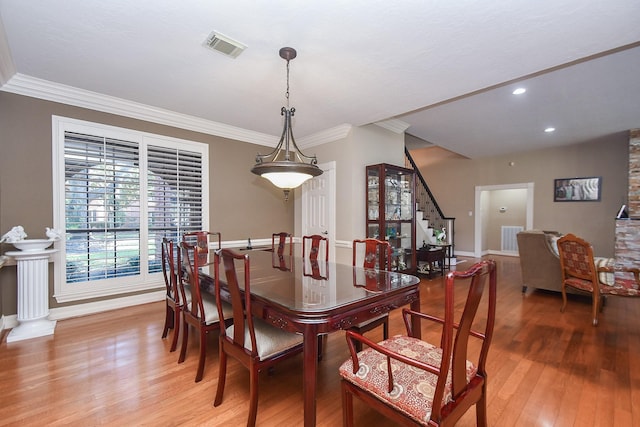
52, 116, 209, 303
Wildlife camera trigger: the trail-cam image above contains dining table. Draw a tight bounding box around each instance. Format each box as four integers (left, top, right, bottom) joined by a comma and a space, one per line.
197, 248, 421, 427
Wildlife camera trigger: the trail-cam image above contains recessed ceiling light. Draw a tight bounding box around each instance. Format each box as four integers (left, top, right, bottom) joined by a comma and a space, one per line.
512, 88, 526, 95
544, 127, 556, 133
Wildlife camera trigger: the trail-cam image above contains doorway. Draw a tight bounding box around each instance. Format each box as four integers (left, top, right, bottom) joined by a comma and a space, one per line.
474, 183, 534, 258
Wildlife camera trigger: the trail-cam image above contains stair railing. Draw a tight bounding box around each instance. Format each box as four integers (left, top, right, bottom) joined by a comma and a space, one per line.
404, 147, 456, 251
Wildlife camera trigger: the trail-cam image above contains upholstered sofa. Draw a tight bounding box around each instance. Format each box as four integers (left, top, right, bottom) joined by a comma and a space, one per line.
517, 230, 568, 294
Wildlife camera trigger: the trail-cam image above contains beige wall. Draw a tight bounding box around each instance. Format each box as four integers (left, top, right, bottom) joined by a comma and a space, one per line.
0, 92, 294, 315
410, 132, 630, 257
294, 124, 406, 264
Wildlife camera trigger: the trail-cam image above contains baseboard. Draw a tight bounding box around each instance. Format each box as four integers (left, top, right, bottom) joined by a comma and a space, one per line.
486, 250, 520, 257
49, 290, 165, 321
1, 314, 18, 329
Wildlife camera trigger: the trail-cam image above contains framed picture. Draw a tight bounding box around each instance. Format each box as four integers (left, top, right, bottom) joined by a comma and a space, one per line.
554, 177, 601, 202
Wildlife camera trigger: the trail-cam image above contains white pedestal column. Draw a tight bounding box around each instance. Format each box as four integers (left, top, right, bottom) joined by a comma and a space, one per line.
5, 249, 57, 343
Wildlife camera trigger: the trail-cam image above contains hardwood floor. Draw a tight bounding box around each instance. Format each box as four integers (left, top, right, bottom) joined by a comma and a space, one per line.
1, 255, 639, 426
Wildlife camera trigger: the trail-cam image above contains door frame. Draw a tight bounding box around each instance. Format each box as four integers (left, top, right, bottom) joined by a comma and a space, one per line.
474, 182, 534, 258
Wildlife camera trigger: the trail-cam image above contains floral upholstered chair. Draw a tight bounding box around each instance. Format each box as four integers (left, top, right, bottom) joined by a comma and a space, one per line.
339, 260, 497, 426
557, 233, 640, 326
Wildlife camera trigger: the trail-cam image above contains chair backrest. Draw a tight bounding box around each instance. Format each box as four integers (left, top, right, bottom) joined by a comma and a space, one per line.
272, 232, 293, 256
557, 233, 601, 296
180, 242, 207, 321
161, 237, 180, 302
437, 260, 497, 410
182, 231, 222, 254
214, 249, 259, 357
302, 234, 329, 262
352, 238, 391, 269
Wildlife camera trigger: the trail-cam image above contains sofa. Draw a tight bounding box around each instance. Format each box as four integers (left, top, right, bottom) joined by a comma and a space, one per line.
517, 229, 570, 294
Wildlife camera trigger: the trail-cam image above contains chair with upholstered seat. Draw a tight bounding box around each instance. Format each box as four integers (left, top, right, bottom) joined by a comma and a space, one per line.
272, 232, 293, 256
213, 249, 303, 427
161, 237, 189, 352
557, 233, 640, 326
178, 241, 232, 382
350, 238, 392, 352
340, 260, 497, 427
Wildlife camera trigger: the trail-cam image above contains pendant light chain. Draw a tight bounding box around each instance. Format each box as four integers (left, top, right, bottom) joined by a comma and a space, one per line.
285, 58, 290, 108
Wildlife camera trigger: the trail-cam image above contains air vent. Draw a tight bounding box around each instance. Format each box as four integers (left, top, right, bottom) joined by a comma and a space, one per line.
203, 31, 247, 58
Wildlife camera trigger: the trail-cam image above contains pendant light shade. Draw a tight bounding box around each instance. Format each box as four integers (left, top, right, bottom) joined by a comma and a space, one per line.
251, 47, 322, 200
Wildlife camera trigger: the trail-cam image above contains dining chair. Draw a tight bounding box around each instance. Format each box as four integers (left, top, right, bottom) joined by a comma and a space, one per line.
350, 238, 392, 352
302, 234, 329, 261
557, 233, 640, 326
272, 231, 293, 256
178, 242, 233, 382
213, 249, 303, 427
339, 260, 497, 427
161, 237, 189, 352
182, 231, 222, 254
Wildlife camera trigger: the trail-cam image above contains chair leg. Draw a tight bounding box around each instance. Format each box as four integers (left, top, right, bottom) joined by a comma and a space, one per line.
213, 344, 227, 407
247, 366, 260, 427
341, 381, 354, 427
178, 318, 188, 363
591, 294, 599, 326
169, 306, 181, 352
317, 335, 325, 361
476, 389, 488, 427
195, 328, 207, 382
162, 303, 173, 339
382, 318, 389, 341
560, 286, 568, 313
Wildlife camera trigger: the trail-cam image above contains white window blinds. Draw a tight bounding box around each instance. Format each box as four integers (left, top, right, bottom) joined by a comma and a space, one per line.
147, 145, 204, 273
64, 132, 141, 282
53, 116, 209, 302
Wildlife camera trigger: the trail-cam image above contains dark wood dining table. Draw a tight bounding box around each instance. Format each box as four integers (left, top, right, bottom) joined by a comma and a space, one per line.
197, 249, 421, 427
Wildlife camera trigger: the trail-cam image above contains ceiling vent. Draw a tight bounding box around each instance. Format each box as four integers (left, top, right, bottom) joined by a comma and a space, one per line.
203, 31, 247, 59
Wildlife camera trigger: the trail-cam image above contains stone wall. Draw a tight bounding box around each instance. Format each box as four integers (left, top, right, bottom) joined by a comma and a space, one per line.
614, 129, 640, 272
629, 129, 640, 217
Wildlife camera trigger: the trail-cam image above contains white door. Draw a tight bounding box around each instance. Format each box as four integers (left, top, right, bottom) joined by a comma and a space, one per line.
302, 161, 336, 262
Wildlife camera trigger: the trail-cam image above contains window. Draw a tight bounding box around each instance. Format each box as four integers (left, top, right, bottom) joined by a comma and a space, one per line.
52, 116, 209, 302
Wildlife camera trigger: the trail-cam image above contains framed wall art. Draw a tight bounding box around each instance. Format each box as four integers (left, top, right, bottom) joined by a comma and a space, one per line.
554, 176, 601, 202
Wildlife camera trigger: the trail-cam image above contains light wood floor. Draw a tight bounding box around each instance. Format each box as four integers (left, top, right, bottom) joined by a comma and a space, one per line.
1, 255, 639, 426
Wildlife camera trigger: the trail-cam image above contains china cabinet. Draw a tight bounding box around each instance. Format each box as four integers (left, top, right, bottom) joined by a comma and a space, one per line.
366, 163, 416, 273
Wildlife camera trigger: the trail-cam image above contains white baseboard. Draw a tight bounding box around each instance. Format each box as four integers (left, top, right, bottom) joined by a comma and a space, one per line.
49, 290, 165, 321
1, 314, 18, 330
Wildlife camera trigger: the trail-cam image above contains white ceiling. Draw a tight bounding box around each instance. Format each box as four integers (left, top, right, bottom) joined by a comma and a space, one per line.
1, 0, 639, 158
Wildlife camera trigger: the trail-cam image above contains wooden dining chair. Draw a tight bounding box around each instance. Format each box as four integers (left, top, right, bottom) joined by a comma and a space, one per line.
178, 242, 232, 382
340, 260, 497, 427
350, 238, 392, 351
182, 231, 222, 254
302, 234, 328, 261
272, 231, 293, 256
161, 237, 189, 352
557, 233, 640, 326
213, 249, 303, 427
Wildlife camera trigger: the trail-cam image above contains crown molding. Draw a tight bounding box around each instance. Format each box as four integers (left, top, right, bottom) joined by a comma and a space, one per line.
374, 119, 410, 134
1, 73, 280, 146
298, 124, 353, 148
1, 73, 354, 148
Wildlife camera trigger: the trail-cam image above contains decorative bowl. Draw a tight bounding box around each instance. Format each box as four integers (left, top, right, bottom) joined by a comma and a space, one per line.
11, 239, 54, 252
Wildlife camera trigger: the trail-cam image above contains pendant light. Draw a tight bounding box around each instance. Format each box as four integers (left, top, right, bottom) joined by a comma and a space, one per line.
251, 47, 322, 201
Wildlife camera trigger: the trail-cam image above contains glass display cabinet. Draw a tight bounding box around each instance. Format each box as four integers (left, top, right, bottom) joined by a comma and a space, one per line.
366, 163, 416, 273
